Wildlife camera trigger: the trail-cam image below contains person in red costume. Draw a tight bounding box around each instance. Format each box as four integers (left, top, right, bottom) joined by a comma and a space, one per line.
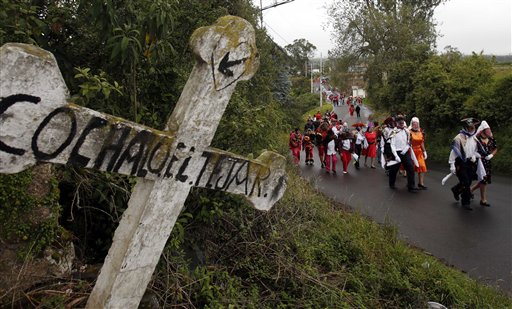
338, 127, 354, 174
289, 128, 302, 164
316, 120, 330, 168
363, 122, 378, 168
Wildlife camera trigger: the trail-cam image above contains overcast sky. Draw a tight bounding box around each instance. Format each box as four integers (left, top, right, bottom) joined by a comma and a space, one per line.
253, 0, 512, 57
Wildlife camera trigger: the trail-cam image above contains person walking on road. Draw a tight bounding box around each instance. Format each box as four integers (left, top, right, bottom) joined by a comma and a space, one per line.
409, 117, 428, 189
355, 103, 361, 119
470, 120, 497, 207
353, 124, 365, 169
379, 117, 395, 169
289, 128, 302, 165
304, 117, 315, 132
388, 116, 418, 192
324, 130, 338, 174
303, 129, 315, 166
448, 118, 486, 210
316, 120, 330, 168
363, 123, 378, 168
338, 127, 354, 174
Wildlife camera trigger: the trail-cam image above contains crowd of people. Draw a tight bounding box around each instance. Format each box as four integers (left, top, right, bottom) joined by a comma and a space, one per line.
289, 108, 498, 210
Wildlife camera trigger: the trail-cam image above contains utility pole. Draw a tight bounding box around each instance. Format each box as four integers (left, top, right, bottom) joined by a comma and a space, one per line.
310, 62, 313, 93
259, 0, 263, 26
320, 53, 323, 107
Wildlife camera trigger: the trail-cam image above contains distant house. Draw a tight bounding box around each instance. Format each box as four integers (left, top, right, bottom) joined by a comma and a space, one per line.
352, 86, 366, 98
347, 63, 367, 98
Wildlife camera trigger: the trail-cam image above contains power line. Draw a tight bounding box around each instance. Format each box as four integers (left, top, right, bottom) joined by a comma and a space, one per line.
263, 20, 291, 47
261, 0, 295, 11
258, 0, 296, 26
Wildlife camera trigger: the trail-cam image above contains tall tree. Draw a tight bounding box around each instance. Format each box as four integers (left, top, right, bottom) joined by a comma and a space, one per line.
285, 38, 317, 76
326, 0, 444, 98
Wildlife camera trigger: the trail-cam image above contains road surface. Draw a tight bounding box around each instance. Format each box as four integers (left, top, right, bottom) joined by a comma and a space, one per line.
299, 103, 512, 294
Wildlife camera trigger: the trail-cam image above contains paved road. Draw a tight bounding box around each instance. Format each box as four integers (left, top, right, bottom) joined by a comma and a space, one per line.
300, 103, 512, 294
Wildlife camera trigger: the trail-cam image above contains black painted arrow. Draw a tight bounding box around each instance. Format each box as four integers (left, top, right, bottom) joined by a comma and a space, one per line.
218, 52, 248, 77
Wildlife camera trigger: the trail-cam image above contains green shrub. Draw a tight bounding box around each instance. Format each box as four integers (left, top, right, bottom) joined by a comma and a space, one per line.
0, 168, 62, 257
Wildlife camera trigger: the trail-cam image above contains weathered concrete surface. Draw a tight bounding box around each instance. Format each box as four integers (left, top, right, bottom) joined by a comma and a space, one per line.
0, 43, 69, 172
0, 15, 287, 309
1, 42, 284, 210
88, 16, 263, 309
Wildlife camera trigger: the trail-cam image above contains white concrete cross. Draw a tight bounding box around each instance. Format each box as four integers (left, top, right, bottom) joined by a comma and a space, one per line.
0, 16, 287, 308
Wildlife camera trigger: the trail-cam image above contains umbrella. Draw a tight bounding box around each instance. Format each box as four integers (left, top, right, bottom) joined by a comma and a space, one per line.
351, 122, 365, 127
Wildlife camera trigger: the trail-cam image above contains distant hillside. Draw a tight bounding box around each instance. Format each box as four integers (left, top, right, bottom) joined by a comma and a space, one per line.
486, 55, 512, 64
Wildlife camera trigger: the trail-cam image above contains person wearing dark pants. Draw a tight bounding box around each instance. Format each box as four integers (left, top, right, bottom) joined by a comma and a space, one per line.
388, 116, 418, 192
451, 157, 477, 208
448, 117, 484, 210
388, 152, 416, 191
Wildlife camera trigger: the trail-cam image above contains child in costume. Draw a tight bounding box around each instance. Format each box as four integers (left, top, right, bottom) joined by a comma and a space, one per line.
303, 130, 315, 165
289, 128, 302, 165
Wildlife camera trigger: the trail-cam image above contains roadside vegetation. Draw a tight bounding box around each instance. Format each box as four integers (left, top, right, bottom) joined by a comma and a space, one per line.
0, 0, 510, 308
326, 1, 512, 175
364, 52, 512, 175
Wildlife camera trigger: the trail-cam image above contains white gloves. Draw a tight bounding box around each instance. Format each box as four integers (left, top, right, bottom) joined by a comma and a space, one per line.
485, 154, 494, 160
450, 163, 456, 175
395, 156, 401, 163
423, 151, 427, 160
470, 155, 476, 163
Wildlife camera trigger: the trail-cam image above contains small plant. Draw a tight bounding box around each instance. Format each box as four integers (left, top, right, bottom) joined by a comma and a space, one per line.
73, 67, 123, 105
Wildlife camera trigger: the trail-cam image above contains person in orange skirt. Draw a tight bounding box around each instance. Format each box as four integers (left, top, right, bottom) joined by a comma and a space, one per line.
363, 122, 378, 168
409, 117, 428, 189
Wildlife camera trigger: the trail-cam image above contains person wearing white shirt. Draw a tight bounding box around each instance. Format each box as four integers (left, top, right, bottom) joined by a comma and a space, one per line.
388, 117, 418, 192
331, 120, 343, 136
324, 130, 338, 174
339, 128, 354, 174
354, 126, 365, 169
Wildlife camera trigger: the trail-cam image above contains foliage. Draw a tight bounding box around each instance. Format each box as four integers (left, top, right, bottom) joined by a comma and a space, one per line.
326, 0, 442, 99
290, 76, 311, 96
372, 49, 512, 173
375, 51, 488, 123
0, 0, 48, 46
0, 169, 62, 257
58, 168, 133, 262
285, 38, 317, 76
1, 1, 511, 307
150, 161, 512, 308
465, 74, 512, 126
72, 67, 124, 109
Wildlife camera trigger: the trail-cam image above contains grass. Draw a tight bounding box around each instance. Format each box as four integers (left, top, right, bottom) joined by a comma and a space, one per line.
230, 160, 511, 307
494, 63, 512, 79
3, 96, 510, 308
144, 112, 512, 307
268, 156, 511, 308
303, 102, 334, 122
